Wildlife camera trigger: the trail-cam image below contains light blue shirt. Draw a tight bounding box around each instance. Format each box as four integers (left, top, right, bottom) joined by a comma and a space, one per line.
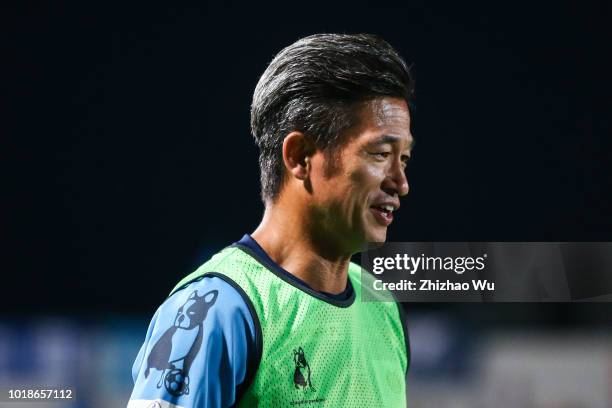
128, 276, 257, 408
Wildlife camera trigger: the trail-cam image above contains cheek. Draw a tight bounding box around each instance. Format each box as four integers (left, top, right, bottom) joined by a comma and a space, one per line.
310, 154, 383, 207
326, 165, 385, 223
348, 165, 385, 198
308, 156, 336, 202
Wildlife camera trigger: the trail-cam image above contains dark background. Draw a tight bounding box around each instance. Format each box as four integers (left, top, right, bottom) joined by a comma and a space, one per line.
4, 2, 611, 324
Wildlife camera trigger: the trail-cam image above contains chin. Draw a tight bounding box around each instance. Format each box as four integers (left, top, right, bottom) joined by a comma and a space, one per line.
365, 228, 388, 244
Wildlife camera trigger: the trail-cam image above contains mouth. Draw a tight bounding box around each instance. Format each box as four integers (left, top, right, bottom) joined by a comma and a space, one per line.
369, 204, 396, 227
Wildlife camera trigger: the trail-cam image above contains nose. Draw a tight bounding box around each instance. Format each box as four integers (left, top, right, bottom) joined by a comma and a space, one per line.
382, 159, 409, 197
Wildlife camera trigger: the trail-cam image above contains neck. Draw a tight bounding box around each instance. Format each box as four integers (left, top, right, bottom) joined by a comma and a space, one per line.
251, 201, 352, 294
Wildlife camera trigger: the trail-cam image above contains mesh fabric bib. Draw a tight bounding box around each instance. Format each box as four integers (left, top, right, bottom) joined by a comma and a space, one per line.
171, 244, 408, 407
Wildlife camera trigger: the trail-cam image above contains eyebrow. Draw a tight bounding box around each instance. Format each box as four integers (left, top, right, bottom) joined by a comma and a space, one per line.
369, 134, 415, 150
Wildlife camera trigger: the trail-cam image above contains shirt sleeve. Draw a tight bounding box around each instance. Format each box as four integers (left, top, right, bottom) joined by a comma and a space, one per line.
128, 276, 257, 408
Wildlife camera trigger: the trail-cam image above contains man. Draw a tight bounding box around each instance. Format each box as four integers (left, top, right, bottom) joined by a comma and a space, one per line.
129, 33, 414, 408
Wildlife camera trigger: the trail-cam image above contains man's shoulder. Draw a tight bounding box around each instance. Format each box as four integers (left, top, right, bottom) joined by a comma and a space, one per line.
130, 274, 258, 407
167, 274, 247, 314
170, 245, 252, 296
153, 274, 256, 346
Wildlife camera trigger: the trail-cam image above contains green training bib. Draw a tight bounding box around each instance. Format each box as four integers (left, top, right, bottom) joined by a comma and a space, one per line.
171, 244, 409, 407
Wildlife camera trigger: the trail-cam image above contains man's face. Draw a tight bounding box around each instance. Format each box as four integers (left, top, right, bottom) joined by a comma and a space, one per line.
307, 97, 413, 253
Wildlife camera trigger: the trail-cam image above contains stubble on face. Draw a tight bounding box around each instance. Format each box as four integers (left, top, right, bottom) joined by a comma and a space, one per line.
311, 97, 412, 252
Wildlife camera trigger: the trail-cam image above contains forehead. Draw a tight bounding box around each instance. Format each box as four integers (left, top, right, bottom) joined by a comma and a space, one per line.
352, 97, 413, 148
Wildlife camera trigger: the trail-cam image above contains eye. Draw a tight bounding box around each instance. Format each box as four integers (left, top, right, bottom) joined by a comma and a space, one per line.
401, 155, 411, 167
371, 151, 391, 160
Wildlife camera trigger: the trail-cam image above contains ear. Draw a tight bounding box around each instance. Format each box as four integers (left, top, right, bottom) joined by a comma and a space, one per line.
282, 131, 316, 181
189, 291, 198, 299
204, 290, 218, 304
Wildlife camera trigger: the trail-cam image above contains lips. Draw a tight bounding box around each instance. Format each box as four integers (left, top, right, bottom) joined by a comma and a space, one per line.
370, 204, 397, 226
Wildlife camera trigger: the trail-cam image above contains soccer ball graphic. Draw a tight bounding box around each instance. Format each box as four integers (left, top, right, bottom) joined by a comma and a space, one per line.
164, 368, 190, 396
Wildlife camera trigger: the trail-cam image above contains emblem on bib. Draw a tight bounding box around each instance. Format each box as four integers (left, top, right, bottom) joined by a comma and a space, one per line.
145, 289, 218, 396
293, 346, 316, 392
